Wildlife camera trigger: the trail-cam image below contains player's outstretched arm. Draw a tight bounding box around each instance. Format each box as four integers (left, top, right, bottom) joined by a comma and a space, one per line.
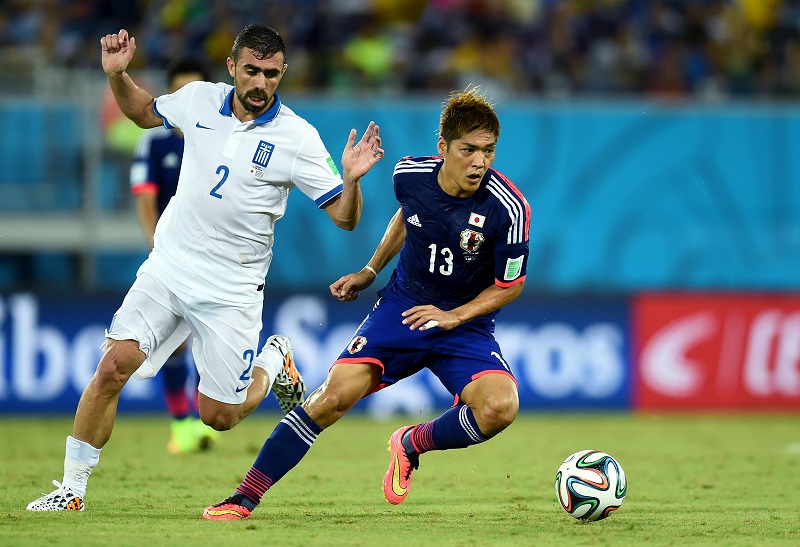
100, 29, 161, 129
324, 122, 384, 231
330, 208, 405, 302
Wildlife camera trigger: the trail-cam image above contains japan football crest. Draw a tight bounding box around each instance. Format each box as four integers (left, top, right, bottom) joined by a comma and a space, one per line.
460, 229, 485, 252
348, 336, 367, 354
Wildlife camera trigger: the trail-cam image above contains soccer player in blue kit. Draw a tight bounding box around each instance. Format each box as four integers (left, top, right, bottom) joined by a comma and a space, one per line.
130, 58, 221, 454
204, 87, 530, 520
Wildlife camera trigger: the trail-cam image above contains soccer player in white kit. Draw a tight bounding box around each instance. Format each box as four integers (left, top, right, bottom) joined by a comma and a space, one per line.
26, 24, 384, 512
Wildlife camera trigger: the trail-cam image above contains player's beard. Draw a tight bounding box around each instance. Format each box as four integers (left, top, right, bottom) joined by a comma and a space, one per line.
235, 87, 270, 114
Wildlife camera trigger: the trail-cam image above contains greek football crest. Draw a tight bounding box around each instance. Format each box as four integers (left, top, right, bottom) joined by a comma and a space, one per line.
252, 140, 275, 167
460, 229, 485, 252
348, 336, 367, 354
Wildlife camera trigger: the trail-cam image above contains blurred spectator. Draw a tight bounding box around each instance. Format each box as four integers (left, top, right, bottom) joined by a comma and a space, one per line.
0, 0, 797, 100
339, 13, 398, 90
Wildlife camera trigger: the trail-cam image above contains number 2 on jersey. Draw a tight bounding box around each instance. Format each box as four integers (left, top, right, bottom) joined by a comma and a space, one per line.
240, 349, 254, 383
210, 165, 229, 199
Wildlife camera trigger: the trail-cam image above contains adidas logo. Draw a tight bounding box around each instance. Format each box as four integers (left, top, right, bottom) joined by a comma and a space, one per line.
406, 214, 422, 227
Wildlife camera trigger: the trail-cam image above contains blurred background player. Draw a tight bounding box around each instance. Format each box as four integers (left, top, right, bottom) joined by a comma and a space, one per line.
129, 58, 219, 454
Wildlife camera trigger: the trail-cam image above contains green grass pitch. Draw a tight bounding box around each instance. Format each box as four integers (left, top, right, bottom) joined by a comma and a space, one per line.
2, 412, 799, 546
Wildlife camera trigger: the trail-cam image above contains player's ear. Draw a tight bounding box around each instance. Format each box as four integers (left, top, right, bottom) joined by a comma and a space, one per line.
437, 136, 447, 155
226, 57, 235, 78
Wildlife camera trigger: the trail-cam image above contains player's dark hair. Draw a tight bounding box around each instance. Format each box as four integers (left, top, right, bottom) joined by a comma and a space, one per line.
439, 86, 500, 144
231, 24, 286, 64
166, 57, 211, 85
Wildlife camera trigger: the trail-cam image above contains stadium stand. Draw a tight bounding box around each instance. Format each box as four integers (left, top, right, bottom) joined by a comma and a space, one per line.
0, 0, 798, 291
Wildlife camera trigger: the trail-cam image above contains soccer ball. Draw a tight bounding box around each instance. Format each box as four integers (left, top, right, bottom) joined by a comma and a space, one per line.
555, 449, 626, 521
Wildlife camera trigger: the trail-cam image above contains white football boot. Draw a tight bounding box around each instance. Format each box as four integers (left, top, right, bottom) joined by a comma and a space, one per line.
27, 480, 84, 511
266, 335, 306, 413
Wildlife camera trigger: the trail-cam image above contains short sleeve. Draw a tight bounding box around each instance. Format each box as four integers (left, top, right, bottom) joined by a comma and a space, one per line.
490, 174, 531, 287
494, 240, 529, 288
291, 126, 344, 208
152, 80, 206, 131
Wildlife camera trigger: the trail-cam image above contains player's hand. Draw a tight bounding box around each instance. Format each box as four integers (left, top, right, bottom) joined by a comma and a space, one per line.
341, 121, 384, 183
401, 305, 459, 331
329, 269, 376, 302
101, 29, 136, 75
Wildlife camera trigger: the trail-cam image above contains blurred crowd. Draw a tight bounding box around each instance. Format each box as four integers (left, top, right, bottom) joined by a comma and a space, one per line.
2, 0, 800, 99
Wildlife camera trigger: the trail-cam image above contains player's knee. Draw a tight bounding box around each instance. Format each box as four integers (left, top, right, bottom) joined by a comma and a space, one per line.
200, 411, 237, 432
304, 385, 358, 427
95, 343, 140, 391
197, 393, 247, 431
316, 389, 348, 416
476, 393, 519, 436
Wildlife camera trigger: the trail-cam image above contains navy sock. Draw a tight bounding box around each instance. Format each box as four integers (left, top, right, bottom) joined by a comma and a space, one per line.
236, 407, 322, 505
162, 354, 187, 390
162, 354, 190, 419
407, 404, 488, 454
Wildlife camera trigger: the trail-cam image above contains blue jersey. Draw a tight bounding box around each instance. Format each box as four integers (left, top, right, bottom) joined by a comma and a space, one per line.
130, 127, 184, 215
334, 155, 529, 396
380, 155, 530, 323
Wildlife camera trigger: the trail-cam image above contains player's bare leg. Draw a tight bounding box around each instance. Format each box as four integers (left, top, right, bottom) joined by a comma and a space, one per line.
303, 362, 381, 427
27, 338, 145, 511
73, 339, 146, 446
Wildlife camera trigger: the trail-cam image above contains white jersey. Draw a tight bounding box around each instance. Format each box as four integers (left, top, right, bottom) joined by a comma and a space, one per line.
141, 81, 343, 304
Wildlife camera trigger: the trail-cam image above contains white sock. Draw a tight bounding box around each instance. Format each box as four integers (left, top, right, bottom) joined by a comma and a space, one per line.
253, 344, 283, 393
62, 436, 101, 498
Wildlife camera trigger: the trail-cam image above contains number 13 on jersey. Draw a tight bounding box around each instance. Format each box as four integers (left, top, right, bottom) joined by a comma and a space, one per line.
428, 243, 453, 275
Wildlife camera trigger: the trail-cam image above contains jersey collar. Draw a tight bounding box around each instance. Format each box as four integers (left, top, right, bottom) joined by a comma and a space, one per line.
219, 89, 282, 125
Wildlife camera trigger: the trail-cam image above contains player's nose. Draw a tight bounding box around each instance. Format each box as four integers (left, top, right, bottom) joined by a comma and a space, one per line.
473, 152, 488, 168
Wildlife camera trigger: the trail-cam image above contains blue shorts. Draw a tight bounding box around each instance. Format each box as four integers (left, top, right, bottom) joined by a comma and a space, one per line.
334, 297, 515, 400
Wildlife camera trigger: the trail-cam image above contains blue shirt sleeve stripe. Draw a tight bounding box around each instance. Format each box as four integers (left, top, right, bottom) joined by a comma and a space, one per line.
315, 184, 343, 208
152, 100, 174, 130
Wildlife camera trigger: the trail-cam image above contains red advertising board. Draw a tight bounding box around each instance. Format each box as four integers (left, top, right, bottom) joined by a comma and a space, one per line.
634, 293, 800, 410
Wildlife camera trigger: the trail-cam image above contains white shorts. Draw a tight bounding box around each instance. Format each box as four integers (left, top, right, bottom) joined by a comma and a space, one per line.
107, 271, 263, 404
